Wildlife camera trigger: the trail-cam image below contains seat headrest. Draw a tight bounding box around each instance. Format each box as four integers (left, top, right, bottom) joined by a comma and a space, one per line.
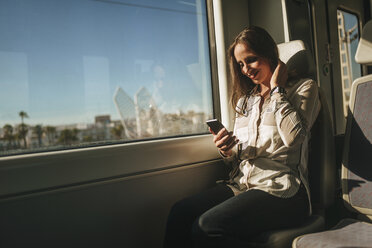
277, 40, 315, 79
355, 20, 372, 65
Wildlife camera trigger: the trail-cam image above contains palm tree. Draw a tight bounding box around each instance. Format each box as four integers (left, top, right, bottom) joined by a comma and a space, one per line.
33, 125, 43, 147
72, 128, 79, 143
3, 124, 14, 149
19, 111, 29, 124
45, 126, 57, 145
58, 128, 79, 146
19, 111, 29, 148
17, 123, 29, 148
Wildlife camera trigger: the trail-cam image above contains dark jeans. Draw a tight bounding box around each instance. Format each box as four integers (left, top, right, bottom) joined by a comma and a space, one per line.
163, 184, 309, 248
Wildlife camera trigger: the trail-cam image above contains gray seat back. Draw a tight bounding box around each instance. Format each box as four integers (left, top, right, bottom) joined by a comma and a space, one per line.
278, 40, 316, 80
341, 20, 372, 220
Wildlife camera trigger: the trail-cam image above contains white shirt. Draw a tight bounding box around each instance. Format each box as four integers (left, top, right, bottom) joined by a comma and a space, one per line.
223, 78, 320, 210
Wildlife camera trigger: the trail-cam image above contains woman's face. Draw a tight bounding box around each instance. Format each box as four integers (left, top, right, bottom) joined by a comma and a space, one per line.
234, 43, 272, 86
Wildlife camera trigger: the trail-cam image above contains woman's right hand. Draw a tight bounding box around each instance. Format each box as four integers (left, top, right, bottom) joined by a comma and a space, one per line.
209, 127, 239, 157
270, 59, 288, 90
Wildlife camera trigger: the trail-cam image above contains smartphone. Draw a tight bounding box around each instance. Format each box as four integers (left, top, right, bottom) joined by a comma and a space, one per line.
206, 119, 226, 134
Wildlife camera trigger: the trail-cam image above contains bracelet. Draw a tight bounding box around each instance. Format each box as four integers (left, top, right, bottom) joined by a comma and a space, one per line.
270, 86, 286, 96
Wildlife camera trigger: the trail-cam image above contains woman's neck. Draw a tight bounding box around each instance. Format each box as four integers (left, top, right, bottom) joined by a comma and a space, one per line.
259, 84, 270, 98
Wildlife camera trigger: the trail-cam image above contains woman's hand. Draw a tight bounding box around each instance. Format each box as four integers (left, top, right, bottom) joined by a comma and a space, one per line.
209, 127, 239, 157
270, 60, 288, 90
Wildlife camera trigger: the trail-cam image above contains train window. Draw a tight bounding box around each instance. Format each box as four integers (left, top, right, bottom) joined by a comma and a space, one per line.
336, 9, 361, 116
0, 0, 213, 157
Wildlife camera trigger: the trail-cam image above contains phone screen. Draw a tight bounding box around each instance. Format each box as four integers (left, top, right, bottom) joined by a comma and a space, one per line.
206, 119, 225, 134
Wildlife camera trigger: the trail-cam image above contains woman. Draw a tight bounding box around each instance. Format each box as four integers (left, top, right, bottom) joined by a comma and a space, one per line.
163, 26, 320, 248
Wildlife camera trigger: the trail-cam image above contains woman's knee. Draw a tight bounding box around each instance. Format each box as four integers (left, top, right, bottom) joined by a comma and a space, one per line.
191, 213, 230, 248
192, 210, 225, 236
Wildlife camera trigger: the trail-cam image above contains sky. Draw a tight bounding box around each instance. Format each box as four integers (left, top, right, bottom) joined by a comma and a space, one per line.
0, 0, 213, 127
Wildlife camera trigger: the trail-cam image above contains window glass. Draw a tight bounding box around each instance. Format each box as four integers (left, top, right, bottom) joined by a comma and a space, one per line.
336, 9, 361, 116
0, 0, 213, 156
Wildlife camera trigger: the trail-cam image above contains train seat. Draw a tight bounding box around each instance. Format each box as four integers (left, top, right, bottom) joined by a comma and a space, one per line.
292, 20, 372, 248
245, 40, 337, 248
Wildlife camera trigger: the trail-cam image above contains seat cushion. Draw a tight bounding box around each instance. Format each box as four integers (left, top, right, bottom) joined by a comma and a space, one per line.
293, 218, 372, 248
244, 214, 324, 248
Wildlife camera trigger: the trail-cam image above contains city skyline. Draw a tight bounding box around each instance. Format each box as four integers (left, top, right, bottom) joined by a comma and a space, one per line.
0, 102, 210, 156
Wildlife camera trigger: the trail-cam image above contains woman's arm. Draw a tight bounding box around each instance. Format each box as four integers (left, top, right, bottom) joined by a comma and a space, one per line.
268, 60, 320, 147
271, 79, 320, 147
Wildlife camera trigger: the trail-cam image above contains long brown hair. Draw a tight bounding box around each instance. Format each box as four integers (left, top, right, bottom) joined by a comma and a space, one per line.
228, 26, 279, 115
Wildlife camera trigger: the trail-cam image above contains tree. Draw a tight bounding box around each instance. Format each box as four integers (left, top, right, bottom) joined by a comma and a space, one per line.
33, 125, 43, 147
3, 124, 15, 149
45, 126, 57, 145
58, 128, 79, 146
19, 111, 29, 124
17, 123, 29, 148
82, 135, 93, 142
111, 124, 124, 140
19, 111, 29, 148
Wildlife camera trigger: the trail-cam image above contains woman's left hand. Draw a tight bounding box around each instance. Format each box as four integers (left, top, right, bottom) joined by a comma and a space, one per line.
270, 60, 288, 89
